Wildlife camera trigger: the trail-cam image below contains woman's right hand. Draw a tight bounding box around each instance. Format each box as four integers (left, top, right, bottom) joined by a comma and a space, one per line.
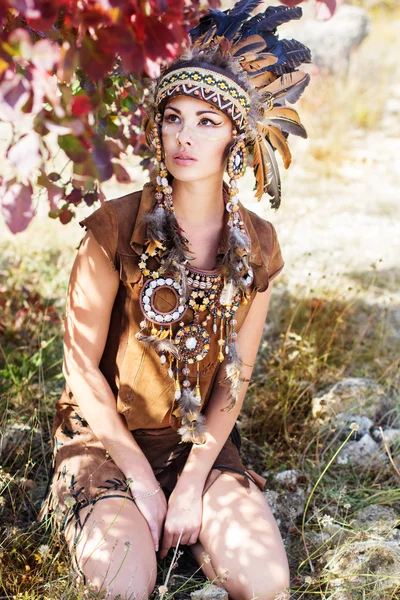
129, 479, 167, 552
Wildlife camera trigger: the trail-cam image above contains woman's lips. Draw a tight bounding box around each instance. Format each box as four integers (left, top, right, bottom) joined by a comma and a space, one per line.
173, 156, 197, 166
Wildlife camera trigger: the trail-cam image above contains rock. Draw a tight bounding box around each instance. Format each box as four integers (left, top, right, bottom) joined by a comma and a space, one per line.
273, 469, 303, 489
311, 377, 387, 423
336, 414, 373, 440
322, 540, 400, 600
263, 471, 311, 534
281, 5, 371, 74
337, 433, 386, 468
350, 505, 400, 539
191, 584, 228, 599
371, 427, 400, 447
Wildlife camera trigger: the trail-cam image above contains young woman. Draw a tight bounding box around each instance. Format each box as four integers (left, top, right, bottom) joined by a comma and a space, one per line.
41, 4, 310, 599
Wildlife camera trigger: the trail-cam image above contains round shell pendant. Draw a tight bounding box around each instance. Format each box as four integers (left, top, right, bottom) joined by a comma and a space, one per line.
139, 277, 187, 325
174, 324, 210, 364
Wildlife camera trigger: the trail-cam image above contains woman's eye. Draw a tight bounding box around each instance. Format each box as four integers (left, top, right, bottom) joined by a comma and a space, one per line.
200, 118, 218, 126
164, 114, 179, 123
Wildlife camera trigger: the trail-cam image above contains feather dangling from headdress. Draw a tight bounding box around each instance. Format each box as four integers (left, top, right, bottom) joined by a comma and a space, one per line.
251, 122, 281, 208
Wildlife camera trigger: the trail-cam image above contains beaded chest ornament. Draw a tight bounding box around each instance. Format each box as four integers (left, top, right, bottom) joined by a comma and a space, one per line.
135, 114, 253, 444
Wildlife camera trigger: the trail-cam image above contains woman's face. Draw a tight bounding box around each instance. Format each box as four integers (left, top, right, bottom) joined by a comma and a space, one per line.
161, 95, 234, 183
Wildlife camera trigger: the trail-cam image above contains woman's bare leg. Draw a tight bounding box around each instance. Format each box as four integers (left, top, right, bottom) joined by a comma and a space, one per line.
191, 473, 290, 600
65, 494, 157, 600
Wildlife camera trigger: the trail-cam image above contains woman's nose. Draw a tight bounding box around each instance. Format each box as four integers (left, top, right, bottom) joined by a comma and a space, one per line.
176, 125, 194, 146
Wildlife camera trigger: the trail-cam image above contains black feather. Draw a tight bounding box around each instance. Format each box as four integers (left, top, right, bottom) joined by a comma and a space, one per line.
189, 0, 263, 43
257, 6, 303, 33
269, 39, 312, 75
241, 5, 302, 38
228, 0, 263, 18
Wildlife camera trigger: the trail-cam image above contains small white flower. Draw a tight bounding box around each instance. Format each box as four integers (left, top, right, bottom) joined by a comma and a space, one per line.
38, 544, 50, 559
320, 514, 334, 527
158, 584, 168, 598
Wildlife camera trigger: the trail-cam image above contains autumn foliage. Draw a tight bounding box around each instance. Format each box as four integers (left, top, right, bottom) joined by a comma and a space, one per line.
0, 0, 336, 235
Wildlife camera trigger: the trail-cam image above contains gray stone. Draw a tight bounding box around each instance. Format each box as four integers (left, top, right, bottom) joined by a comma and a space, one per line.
263, 471, 310, 534
336, 414, 373, 439
273, 469, 302, 488
337, 433, 385, 467
371, 427, 400, 447
311, 377, 386, 423
350, 505, 400, 539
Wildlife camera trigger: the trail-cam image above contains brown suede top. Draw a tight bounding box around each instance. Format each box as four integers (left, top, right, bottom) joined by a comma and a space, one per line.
77, 181, 284, 431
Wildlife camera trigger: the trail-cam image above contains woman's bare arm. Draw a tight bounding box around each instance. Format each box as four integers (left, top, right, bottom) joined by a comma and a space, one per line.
176, 281, 274, 492
63, 231, 158, 492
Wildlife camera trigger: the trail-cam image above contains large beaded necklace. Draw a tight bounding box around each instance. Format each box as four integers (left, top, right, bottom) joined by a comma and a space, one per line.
135, 165, 253, 444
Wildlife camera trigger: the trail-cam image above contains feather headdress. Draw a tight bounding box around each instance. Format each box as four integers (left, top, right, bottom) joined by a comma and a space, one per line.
147, 0, 311, 209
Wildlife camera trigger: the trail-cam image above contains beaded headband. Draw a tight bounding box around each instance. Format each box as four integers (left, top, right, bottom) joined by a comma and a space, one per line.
154, 66, 251, 132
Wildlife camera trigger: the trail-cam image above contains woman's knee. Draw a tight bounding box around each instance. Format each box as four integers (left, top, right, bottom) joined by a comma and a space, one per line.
65, 495, 158, 598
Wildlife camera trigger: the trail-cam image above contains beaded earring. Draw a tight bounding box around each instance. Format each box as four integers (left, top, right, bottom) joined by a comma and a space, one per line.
152, 112, 173, 211
226, 127, 247, 216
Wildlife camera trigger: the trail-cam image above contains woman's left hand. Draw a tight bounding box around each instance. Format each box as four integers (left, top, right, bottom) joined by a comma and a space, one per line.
159, 483, 203, 559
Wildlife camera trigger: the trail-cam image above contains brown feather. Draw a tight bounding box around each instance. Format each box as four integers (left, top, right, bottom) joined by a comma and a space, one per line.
258, 71, 310, 103
241, 53, 279, 73
251, 126, 269, 202
262, 106, 308, 138
266, 124, 292, 169
266, 106, 302, 124
231, 34, 266, 56
192, 27, 217, 49
251, 122, 281, 206
248, 69, 277, 89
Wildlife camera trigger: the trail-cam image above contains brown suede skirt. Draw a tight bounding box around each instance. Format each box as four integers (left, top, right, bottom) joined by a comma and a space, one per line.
39, 390, 266, 549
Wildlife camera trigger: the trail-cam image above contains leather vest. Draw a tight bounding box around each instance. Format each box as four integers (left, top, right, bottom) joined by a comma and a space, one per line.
78, 181, 284, 430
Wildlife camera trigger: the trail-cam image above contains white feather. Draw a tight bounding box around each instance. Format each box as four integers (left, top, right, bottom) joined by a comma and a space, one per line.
220, 279, 238, 306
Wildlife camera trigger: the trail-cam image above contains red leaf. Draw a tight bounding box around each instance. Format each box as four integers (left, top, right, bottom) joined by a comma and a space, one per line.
66, 189, 82, 206
83, 191, 98, 206
113, 162, 131, 184
25, 1, 59, 30
79, 34, 115, 81
71, 94, 92, 116
57, 41, 78, 84
59, 206, 74, 224
315, 0, 337, 20
1, 182, 35, 234
278, 0, 303, 5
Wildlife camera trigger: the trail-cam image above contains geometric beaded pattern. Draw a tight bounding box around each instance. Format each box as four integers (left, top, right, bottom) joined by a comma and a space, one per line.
155, 67, 251, 131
